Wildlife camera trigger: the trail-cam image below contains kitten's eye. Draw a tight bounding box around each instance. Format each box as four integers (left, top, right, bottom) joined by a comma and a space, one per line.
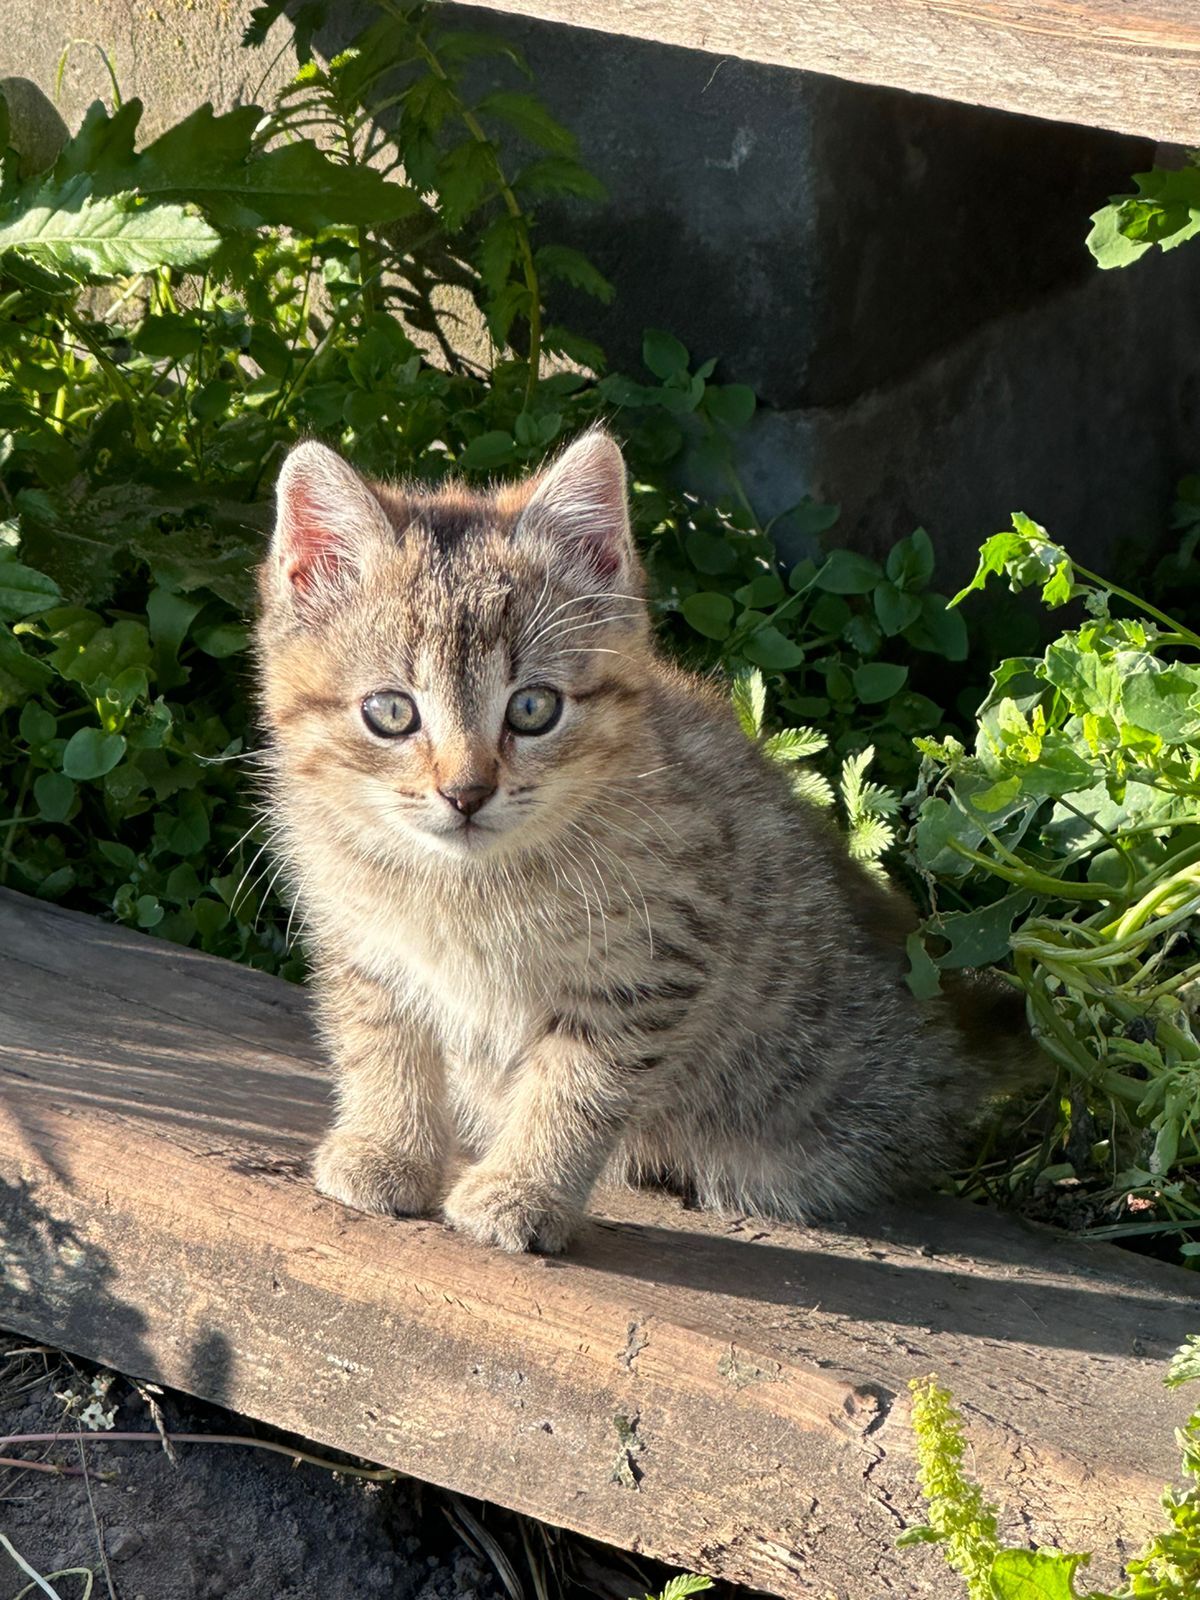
505, 686, 562, 736
362, 690, 420, 738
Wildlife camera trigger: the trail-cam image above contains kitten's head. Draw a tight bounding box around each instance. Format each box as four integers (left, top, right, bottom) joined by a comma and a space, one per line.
257, 429, 653, 864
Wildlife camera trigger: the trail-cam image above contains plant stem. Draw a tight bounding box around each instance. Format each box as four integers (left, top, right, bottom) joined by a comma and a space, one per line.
1073, 559, 1200, 651
401, 14, 543, 405
0, 1431, 401, 1482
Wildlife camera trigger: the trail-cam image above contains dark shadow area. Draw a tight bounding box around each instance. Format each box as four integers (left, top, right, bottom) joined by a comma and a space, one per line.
0, 1174, 156, 1382
567, 1197, 1196, 1361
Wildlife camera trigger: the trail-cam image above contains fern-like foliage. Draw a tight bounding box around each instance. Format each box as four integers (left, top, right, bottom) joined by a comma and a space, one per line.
635, 1576, 713, 1600
839, 744, 899, 864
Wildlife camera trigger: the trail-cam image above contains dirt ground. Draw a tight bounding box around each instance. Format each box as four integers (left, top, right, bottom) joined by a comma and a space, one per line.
0, 1338, 665, 1600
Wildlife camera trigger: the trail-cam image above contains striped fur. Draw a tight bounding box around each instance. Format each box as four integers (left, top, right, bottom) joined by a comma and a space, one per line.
256, 430, 1005, 1253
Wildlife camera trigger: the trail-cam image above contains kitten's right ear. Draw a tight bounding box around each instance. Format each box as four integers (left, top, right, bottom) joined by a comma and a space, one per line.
269, 441, 391, 612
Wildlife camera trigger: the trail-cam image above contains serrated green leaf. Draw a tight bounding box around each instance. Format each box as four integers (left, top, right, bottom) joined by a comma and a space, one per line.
534, 243, 614, 303
791, 766, 835, 808
476, 92, 577, 157
513, 156, 607, 201
730, 668, 766, 738
0, 179, 220, 279
477, 214, 521, 295
436, 139, 495, 232
764, 726, 827, 761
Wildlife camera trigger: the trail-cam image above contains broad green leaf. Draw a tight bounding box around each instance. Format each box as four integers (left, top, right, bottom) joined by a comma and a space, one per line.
0, 624, 53, 711
874, 580, 921, 636
33, 770, 74, 822
1120, 664, 1200, 745
681, 591, 734, 641
852, 661, 908, 703
18, 700, 56, 745
685, 529, 739, 575
970, 776, 1023, 812
457, 430, 516, 471
886, 527, 935, 591
905, 933, 942, 1000
816, 550, 882, 595
904, 593, 969, 661
193, 623, 248, 659
931, 890, 1032, 970
0, 559, 60, 621
986, 1548, 1092, 1600
60, 100, 423, 233
914, 796, 984, 877
62, 727, 126, 780
742, 625, 805, 671
704, 384, 755, 429
643, 329, 690, 381
0, 179, 220, 279
1087, 202, 1154, 269
733, 572, 785, 609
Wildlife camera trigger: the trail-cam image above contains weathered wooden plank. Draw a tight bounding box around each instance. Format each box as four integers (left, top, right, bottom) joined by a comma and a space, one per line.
0, 888, 1195, 1596
453, 0, 1200, 145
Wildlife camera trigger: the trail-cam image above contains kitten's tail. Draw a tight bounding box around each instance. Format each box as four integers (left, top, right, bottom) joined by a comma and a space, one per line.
938, 969, 1044, 1094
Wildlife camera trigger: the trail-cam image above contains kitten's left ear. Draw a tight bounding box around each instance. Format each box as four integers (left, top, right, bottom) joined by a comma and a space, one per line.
269, 441, 392, 613
517, 429, 633, 586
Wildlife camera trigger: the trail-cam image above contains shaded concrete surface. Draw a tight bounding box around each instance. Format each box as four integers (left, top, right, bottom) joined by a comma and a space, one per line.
3, 0, 1198, 571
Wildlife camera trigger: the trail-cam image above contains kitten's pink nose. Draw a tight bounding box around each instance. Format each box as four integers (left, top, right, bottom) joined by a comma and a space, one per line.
439, 782, 496, 819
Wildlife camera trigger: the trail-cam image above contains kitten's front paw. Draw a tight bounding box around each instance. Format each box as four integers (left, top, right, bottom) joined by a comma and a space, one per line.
312, 1131, 442, 1218
443, 1169, 581, 1254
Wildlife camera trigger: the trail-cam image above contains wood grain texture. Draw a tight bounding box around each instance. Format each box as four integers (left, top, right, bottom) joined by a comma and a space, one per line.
0, 888, 1196, 1596
453, 0, 1200, 144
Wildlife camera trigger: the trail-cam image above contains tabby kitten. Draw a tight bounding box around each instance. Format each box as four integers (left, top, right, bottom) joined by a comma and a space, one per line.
257, 429, 1005, 1253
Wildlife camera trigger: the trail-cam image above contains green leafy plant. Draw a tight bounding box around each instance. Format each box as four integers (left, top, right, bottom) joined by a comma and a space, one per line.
635, 1577, 713, 1600
0, 4, 967, 976
903, 1334, 1200, 1599
733, 665, 899, 864
1088, 154, 1200, 269
908, 518, 1200, 1255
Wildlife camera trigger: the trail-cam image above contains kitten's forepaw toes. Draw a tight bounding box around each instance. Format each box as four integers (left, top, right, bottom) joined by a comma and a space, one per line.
443, 1171, 580, 1254
312, 1132, 441, 1218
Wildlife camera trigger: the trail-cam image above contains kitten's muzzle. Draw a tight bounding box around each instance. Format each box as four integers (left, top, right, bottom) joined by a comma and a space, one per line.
438, 782, 497, 819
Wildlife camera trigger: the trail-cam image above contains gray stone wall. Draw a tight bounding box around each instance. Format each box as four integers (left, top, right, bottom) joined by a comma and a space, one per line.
5, 0, 1198, 576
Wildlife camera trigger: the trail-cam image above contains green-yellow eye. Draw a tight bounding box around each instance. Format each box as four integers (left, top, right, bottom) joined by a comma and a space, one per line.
506, 686, 562, 736
362, 690, 420, 737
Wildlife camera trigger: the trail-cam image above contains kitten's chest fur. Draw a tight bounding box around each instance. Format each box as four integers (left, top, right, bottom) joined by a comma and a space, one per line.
323, 850, 644, 1085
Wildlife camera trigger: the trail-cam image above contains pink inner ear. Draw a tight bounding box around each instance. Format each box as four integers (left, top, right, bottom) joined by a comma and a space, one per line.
280, 488, 346, 595
580, 526, 622, 579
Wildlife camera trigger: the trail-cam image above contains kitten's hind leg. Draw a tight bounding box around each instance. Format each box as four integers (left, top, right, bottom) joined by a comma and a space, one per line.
311, 964, 451, 1218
